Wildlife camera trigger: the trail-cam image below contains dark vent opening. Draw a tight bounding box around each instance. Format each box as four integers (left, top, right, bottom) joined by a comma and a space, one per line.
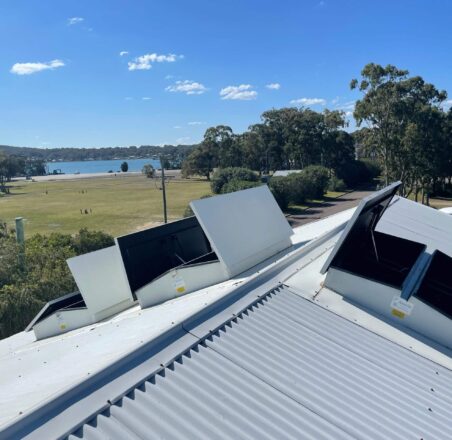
117, 216, 218, 296
416, 251, 452, 319
331, 230, 425, 288
25, 292, 86, 331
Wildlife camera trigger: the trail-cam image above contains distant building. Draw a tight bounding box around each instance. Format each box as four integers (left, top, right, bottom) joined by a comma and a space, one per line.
272, 169, 302, 177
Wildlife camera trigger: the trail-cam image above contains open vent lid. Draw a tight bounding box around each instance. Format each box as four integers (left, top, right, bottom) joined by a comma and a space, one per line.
190, 185, 293, 278
321, 181, 402, 275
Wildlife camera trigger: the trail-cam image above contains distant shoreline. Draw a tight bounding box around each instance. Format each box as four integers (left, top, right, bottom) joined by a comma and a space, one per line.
15, 169, 181, 182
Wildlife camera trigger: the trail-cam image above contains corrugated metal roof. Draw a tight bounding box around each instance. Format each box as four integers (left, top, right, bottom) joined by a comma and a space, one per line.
65, 286, 452, 440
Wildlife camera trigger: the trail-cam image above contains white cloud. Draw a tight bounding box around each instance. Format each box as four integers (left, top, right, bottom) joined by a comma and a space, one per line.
290, 97, 326, 106
220, 84, 257, 100
337, 100, 355, 111
266, 83, 281, 90
67, 17, 84, 25
165, 74, 174, 80
119, 51, 129, 57
188, 121, 206, 125
10, 59, 65, 75
142, 97, 152, 101
166, 80, 207, 95
128, 53, 182, 71
124, 97, 133, 101
331, 96, 340, 105
176, 136, 191, 144
173, 125, 182, 129
345, 111, 353, 118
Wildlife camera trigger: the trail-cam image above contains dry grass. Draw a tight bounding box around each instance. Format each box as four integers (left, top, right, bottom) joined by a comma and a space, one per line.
0, 175, 211, 237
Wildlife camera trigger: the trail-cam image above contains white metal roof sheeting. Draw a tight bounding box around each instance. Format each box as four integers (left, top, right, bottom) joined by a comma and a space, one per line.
378, 196, 452, 256
0, 215, 347, 435
62, 285, 452, 440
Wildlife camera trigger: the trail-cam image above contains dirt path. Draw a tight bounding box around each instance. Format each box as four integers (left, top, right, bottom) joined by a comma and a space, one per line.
287, 190, 374, 227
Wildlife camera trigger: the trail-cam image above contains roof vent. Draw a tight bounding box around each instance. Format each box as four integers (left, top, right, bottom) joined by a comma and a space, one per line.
116, 215, 222, 308
27, 246, 134, 340
127, 185, 293, 308
26, 185, 293, 339
322, 182, 452, 349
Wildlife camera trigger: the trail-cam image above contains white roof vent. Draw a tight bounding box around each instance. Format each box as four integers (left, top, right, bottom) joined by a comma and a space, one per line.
27, 246, 134, 340
124, 185, 293, 308
26, 185, 293, 338
190, 185, 293, 278
323, 182, 452, 349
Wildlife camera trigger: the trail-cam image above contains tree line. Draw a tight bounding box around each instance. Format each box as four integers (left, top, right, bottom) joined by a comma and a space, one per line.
182, 109, 355, 181
183, 63, 452, 201
0, 144, 194, 164
0, 153, 46, 193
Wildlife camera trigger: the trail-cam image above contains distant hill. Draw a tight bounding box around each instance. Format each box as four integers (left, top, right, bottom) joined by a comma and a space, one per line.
0, 144, 196, 164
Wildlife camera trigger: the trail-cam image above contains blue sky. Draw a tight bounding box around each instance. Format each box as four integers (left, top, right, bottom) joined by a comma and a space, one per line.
1, 0, 451, 148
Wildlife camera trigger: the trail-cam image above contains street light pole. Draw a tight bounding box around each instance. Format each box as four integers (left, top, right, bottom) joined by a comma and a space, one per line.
160, 157, 168, 223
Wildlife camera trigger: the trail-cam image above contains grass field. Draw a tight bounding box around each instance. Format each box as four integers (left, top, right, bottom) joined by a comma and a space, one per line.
405, 193, 452, 210
0, 175, 212, 237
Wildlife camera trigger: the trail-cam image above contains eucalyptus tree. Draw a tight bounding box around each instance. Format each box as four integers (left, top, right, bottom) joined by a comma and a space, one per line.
351, 63, 447, 194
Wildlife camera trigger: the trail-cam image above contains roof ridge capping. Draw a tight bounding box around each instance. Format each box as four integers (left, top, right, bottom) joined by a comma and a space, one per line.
26, 185, 294, 340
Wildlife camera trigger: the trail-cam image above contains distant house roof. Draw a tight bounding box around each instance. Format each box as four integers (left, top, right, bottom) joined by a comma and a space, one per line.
272, 169, 302, 177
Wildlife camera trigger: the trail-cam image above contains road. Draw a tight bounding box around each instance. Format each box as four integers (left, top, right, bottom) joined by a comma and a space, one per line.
287, 190, 374, 228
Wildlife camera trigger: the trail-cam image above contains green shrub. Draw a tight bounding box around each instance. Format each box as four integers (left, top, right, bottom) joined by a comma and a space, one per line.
297, 165, 330, 199
72, 228, 115, 254
337, 160, 381, 187
0, 227, 115, 339
269, 177, 291, 210
328, 176, 346, 192
287, 173, 309, 204
221, 179, 260, 194
211, 167, 258, 194
285, 166, 329, 203
360, 159, 381, 179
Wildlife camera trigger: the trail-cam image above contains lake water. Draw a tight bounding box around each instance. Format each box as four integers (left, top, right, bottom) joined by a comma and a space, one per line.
47, 158, 162, 175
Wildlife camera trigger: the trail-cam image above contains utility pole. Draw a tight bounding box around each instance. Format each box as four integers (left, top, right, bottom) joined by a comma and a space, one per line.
160, 157, 168, 223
